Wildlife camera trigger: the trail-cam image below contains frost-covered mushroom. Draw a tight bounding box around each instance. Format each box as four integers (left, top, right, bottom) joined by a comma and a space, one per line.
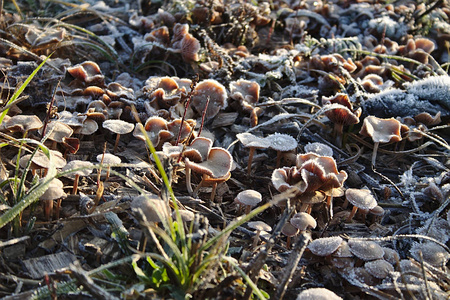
308, 236, 343, 258
180, 33, 201, 62
348, 239, 384, 261
364, 259, 394, 279
331, 241, 355, 269
359, 116, 402, 167
62, 160, 94, 194
296, 288, 342, 300
266, 133, 298, 168
345, 188, 378, 223
229, 79, 261, 126
297, 191, 326, 213
185, 143, 233, 201
19, 150, 67, 176
368, 205, 385, 224
409, 242, 450, 267
236, 132, 270, 176
191, 79, 227, 119
247, 221, 272, 248
97, 153, 121, 181
183, 137, 213, 194
133, 116, 173, 149
304, 142, 333, 157
103, 119, 134, 153
235, 189, 262, 214
131, 194, 169, 225
67, 61, 104, 86
382, 247, 400, 266
39, 121, 73, 149
290, 212, 317, 233
4, 115, 43, 135
322, 93, 361, 146
40, 178, 67, 220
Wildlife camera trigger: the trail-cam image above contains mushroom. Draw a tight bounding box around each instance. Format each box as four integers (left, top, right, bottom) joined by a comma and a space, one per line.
180, 33, 201, 62
348, 239, 385, 261
364, 259, 394, 279
308, 236, 343, 260
229, 79, 261, 127
359, 116, 402, 167
281, 222, 298, 249
62, 160, 94, 194
331, 241, 355, 269
322, 93, 361, 147
409, 242, 450, 267
102, 119, 134, 153
133, 116, 173, 150
296, 288, 342, 300
234, 190, 262, 214
382, 247, 400, 266
39, 121, 74, 149
247, 221, 272, 248
304, 142, 333, 157
183, 137, 213, 194
19, 150, 67, 176
266, 133, 298, 168
4, 115, 43, 136
185, 144, 233, 201
290, 212, 317, 233
96, 153, 121, 181
368, 205, 385, 224
297, 191, 326, 214
236, 132, 270, 176
191, 79, 227, 119
345, 188, 378, 223
67, 61, 104, 86
40, 178, 67, 220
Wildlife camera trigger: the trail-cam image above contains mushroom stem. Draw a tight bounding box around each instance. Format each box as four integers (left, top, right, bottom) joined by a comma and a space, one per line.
371, 142, 380, 167
250, 108, 259, 127
72, 174, 80, 194
346, 206, 358, 223
105, 167, 111, 181
247, 147, 255, 176
185, 165, 194, 195
275, 150, 281, 168
210, 182, 218, 202
326, 195, 333, 208
113, 134, 121, 154
56, 198, 62, 219
44, 200, 53, 221
333, 123, 344, 147
252, 230, 261, 248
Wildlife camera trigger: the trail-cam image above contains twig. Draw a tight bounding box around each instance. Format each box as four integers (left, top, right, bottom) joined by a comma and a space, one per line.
275, 232, 311, 300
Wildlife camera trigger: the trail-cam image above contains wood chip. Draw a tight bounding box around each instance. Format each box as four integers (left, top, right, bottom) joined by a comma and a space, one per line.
23, 251, 77, 279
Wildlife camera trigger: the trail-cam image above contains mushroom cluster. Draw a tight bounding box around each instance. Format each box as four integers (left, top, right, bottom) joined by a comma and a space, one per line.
272, 152, 347, 210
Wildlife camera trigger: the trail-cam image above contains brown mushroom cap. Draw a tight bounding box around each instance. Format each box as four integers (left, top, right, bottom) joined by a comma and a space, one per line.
4, 115, 43, 132
364, 259, 394, 279
185, 147, 232, 178
348, 239, 384, 261
382, 247, 400, 265
296, 288, 342, 300
235, 190, 262, 208
103, 119, 134, 135
332, 241, 354, 258
345, 188, 378, 210
180, 33, 201, 62
67, 61, 104, 85
308, 236, 343, 256
290, 212, 317, 231
322, 93, 361, 126
229, 79, 260, 111
359, 116, 403, 143
40, 121, 73, 143
20, 150, 67, 169
191, 79, 227, 119
281, 222, 299, 237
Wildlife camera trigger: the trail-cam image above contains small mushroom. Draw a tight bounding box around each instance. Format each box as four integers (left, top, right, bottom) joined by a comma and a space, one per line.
322, 93, 361, 147
266, 133, 298, 168
39, 121, 74, 149
359, 116, 402, 167
133, 116, 173, 150
4, 115, 43, 136
296, 288, 342, 300
96, 153, 121, 181
364, 259, 394, 279
247, 221, 272, 248
40, 178, 67, 220
102, 119, 134, 153
236, 132, 270, 176
191, 79, 227, 119
19, 150, 67, 176
308, 236, 343, 258
409, 241, 450, 267
345, 188, 378, 223
348, 239, 385, 261
281, 222, 298, 249
235, 189, 262, 214
62, 160, 94, 194
304, 142, 333, 157
67, 61, 104, 86
229, 79, 261, 126
290, 212, 317, 233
